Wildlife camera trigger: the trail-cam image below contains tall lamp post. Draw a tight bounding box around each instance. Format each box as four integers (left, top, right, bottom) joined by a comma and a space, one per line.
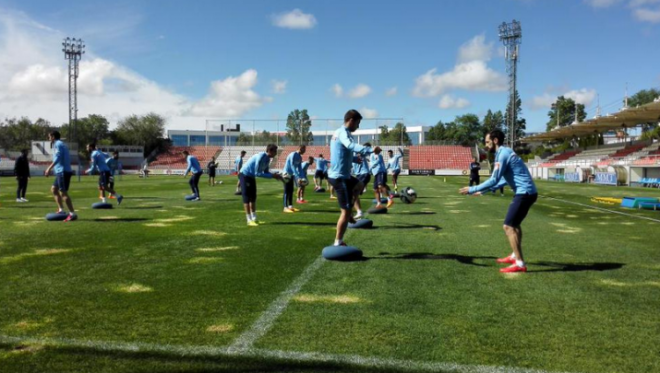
62, 37, 85, 180
498, 20, 522, 147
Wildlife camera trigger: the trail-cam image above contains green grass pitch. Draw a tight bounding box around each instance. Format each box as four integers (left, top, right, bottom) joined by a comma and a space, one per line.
1, 175, 659, 373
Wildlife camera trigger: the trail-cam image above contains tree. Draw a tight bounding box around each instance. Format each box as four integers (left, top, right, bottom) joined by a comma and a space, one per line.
627, 88, 660, 134
546, 96, 586, 132
61, 114, 110, 158
115, 113, 167, 156
285, 109, 313, 145
378, 122, 411, 145
504, 90, 526, 142
482, 110, 504, 138
453, 114, 482, 146
0, 117, 56, 151
236, 130, 279, 146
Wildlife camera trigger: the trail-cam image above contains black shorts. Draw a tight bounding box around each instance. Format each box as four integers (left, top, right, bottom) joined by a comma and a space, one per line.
315, 170, 325, 180
240, 174, 257, 204
208, 170, 216, 177
373, 172, 387, 190
356, 174, 370, 194
99, 171, 112, 188
392, 170, 401, 177
504, 193, 538, 227
328, 177, 359, 210
53, 172, 73, 192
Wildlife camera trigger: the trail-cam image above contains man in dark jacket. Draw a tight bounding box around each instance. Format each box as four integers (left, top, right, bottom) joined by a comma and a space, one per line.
14, 149, 30, 202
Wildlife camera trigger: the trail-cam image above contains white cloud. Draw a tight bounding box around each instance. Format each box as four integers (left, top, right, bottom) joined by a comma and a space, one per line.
629, 0, 660, 7
457, 34, 493, 63
188, 69, 269, 117
360, 107, 379, 119
413, 61, 507, 97
438, 95, 470, 109
271, 9, 317, 29
633, 7, 660, 22
528, 88, 597, 110
347, 84, 371, 98
331, 83, 343, 97
385, 87, 397, 96
272, 79, 287, 94
0, 9, 268, 128
584, 0, 623, 8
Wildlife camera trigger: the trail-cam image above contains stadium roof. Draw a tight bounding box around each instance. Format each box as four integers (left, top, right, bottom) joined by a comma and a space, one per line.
522, 99, 660, 142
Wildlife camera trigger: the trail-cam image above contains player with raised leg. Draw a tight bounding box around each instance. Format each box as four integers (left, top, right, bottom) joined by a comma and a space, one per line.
297, 156, 314, 204
387, 148, 404, 193
239, 144, 283, 226
370, 147, 395, 209
86, 144, 123, 206
44, 131, 77, 222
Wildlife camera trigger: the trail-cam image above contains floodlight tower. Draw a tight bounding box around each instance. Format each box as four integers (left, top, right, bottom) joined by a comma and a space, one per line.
62, 37, 85, 179
498, 20, 522, 146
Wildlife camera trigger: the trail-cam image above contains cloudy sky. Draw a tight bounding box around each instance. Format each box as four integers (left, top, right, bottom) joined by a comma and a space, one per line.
0, 0, 659, 134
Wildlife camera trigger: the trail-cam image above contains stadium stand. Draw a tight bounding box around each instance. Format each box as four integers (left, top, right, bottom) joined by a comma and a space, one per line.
213, 146, 274, 171
149, 146, 221, 170
408, 145, 472, 170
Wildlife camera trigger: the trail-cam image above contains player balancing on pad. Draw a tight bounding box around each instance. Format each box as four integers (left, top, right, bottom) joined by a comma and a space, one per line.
239, 144, 283, 226
86, 144, 124, 206
459, 129, 537, 273
44, 131, 77, 222
328, 109, 373, 247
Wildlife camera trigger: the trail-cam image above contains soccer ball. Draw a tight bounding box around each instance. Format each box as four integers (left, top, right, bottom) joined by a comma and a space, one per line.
299, 178, 309, 187
400, 187, 417, 204
281, 173, 292, 183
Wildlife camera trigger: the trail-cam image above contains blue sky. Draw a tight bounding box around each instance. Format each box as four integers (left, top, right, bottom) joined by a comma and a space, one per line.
0, 0, 659, 134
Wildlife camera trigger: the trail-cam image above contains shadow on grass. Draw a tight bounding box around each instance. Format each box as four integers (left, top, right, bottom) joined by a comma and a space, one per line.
370, 252, 495, 267
0, 342, 408, 373
123, 197, 170, 200
270, 222, 337, 226
531, 261, 624, 273
93, 218, 150, 223
123, 206, 164, 210
395, 211, 437, 215
372, 224, 442, 231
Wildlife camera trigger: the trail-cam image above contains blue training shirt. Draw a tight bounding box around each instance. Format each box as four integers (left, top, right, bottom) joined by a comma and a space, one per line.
468, 146, 537, 195
87, 150, 111, 174
240, 152, 274, 178
301, 161, 311, 177
352, 156, 369, 176
235, 155, 243, 172
328, 126, 372, 179
283, 151, 304, 179
315, 158, 329, 172
52, 140, 72, 174
369, 153, 387, 175
387, 148, 404, 172
106, 157, 118, 175
185, 155, 202, 175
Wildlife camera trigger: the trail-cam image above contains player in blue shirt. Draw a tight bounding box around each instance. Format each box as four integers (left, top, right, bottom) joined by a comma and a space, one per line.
387, 148, 404, 193
106, 151, 119, 196
182, 150, 203, 201
282, 145, 306, 213
44, 131, 77, 221
297, 156, 314, 204
370, 148, 394, 208
239, 144, 283, 226
86, 144, 123, 205
460, 129, 538, 273
235, 150, 247, 194
351, 146, 371, 219
314, 154, 329, 191
328, 109, 373, 247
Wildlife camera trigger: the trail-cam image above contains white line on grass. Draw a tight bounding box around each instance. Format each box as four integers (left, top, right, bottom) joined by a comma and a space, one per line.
541, 195, 660, 224
0, 334, 580, 373
228, 256, 326, 352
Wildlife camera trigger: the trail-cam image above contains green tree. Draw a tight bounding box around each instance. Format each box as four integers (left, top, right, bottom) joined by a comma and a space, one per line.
482, 110, 504, 138
61, 114, 111, 158
453, 114, 482, 146
378, 122, 411, 145
425, 121, 446, 143
285, 109, 313, 145
0, 117, 56, 151
115, 113, 167, 156
627, 88, 660, 134
503, 90, 526, 142
546, 96, 586, 132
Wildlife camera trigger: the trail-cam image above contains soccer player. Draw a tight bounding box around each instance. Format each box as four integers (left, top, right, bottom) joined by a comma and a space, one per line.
182, 150, 203, 201
328, 109, 372, 247
387, 148, 404, 193
314, 154, 329, 190
239, 144, 283, 226
297, 156, 314, 204
86, 144, 124, 205
370, 147, 395, 208
469, 157, 481, 186
207, 156, 217, 186
105, 151, 119, 199
282, 145, 306, 213
235, 150, 247, 193
459, 129, 538, 273
44, 131, 77, 222
352, 148, 371, 219
14, 149, 30, 203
